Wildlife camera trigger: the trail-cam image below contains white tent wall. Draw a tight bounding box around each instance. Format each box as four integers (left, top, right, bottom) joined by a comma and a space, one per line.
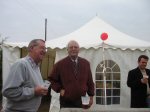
2, 46, 20, 84
52, 47, 150, 110
2, 46, 20, 109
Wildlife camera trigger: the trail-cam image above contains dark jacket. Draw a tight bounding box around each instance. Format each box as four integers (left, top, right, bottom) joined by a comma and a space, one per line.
49, 56, 94, 104
127, 67, 150, 108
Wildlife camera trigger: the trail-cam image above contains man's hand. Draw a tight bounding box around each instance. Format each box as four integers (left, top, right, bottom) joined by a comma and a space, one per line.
141, 78, 148, 84
60, 89, 65, 96
83, 96, 93, 109
89, 96, 93, 107
34, 86, 48, 96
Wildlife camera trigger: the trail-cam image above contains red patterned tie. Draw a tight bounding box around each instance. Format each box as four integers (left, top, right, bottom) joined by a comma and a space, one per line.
73, 61, 77, 75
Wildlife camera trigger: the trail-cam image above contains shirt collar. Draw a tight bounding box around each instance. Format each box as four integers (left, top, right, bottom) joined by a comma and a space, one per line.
26, 55, 39, 68
70, 56, 78, 63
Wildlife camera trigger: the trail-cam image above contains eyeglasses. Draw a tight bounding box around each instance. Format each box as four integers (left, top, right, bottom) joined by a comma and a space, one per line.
34, 45, 47, 52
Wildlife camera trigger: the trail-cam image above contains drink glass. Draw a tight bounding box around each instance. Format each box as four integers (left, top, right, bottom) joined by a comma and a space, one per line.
143, 75, 149, 79
81, 96, 89, 109
43, 80, 50, 89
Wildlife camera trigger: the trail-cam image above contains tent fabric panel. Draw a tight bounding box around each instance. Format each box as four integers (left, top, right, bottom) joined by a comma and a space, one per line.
2, 46, 20, 108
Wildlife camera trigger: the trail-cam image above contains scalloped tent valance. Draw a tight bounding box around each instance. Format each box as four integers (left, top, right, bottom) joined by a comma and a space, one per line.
3, 16, 150, 51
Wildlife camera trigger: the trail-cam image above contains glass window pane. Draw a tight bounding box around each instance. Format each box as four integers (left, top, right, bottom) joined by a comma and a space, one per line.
106, 68, 111, 72
107, 97, 111, 105
113, 73, 120, 80
112, 64, 120, 72
106, 81, 112, 88
112, 97, 120, 104
96, 64, 103, 71
96, 89, 104, 96
106, 89, 112, 96
96, 73, 103, 80
105, 60, 114, 68
106, 73, 112, 80
96, 81, 103, 88
96, 97, 101, 104
113, 81, 120, 88
113, 89, 120, 96
96, 97, 105, 105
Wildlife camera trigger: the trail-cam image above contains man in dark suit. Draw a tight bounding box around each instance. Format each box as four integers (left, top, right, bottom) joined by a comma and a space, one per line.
127, 55, 150, 108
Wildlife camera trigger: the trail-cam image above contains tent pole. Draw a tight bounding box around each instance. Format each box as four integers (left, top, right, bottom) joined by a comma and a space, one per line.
45, 18, 47, 41
102, 41, 107, 106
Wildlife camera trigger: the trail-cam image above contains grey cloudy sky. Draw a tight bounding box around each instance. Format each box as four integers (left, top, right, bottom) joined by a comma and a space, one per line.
0, 0, 150, 42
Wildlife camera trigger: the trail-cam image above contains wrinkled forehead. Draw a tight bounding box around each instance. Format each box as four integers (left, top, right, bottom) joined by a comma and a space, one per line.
68, 41, 79, 48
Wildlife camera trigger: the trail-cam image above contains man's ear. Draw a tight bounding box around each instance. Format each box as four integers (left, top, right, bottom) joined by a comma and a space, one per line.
29, 46, 33, 52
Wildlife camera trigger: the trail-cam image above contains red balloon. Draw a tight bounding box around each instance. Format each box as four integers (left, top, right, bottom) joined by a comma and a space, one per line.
101, 33, 108, 41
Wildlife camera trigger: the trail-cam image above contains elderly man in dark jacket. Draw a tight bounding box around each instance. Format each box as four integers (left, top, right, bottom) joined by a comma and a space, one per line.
49, 40, 94, 109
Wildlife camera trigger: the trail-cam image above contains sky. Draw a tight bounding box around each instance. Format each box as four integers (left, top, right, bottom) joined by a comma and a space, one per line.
0, 0, 150, 42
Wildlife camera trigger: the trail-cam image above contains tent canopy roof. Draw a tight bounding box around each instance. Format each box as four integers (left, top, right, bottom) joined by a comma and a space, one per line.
4, 17, 150, 51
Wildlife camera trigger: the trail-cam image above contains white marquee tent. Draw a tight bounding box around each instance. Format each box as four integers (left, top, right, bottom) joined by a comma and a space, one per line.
2, 17, 150, 111
45, 16, 150, 111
